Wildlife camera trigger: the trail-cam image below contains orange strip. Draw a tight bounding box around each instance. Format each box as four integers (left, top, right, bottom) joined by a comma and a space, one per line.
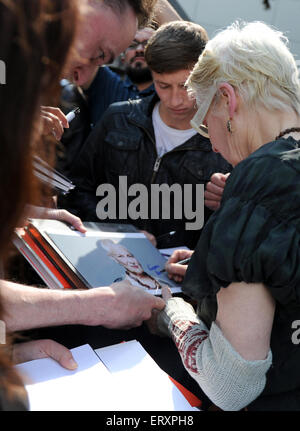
27, 226, 87, 289
168, 376, 202, 408
22, 231, 72, 289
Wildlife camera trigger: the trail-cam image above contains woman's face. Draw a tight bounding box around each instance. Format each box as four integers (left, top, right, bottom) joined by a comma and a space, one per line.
112, 248, 144, 274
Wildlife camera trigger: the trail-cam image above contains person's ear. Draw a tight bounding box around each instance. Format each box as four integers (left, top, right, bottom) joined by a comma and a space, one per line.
218, 82, 237, 118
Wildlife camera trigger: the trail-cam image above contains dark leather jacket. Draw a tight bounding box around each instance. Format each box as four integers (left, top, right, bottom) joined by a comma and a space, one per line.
61, 94, 232, 249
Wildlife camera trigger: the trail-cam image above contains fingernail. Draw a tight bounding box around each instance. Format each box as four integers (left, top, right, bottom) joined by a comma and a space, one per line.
68, 358, 78, 370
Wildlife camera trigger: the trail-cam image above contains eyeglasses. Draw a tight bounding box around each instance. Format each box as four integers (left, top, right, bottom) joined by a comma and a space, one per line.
190, 121, 210, 138
126, 40, 149, 51
190, 86, 217, 139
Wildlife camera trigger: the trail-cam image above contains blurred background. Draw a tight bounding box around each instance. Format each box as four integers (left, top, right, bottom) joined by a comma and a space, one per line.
169, 0, 300, 63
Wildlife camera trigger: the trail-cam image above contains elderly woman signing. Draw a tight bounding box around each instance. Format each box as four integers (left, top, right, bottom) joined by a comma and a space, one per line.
154, 21, 300, 411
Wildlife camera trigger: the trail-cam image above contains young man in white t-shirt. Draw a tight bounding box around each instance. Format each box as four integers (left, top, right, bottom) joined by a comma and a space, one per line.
66, 21, 231, 249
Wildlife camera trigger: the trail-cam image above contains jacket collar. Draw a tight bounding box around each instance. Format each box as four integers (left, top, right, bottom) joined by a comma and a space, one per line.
127, 93, 158, 139
127, 93, 212, 152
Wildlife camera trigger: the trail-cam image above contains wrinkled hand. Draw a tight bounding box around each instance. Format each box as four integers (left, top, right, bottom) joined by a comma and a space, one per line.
164, 249, 194, 284
41, 106, 69, 141
105, 280, 165, 329
204, 172, 230, 211
12, 340, 78, 370
25, 206, 87, 234
140, 230, 157, 247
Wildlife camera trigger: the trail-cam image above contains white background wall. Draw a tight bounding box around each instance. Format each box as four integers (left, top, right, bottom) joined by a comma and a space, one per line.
176, 0, 300, 62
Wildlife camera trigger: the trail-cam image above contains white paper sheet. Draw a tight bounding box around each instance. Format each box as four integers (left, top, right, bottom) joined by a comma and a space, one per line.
96, 340, 197, 411
15, 344, 117, 411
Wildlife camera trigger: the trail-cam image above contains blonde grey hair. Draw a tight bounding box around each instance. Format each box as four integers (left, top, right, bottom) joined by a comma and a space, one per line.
187, 21, 300, 116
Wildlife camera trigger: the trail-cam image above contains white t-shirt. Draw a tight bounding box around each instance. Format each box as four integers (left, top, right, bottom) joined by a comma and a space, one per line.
152, 102, 196, 158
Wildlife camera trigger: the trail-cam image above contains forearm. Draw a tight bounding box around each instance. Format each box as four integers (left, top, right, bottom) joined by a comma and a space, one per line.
158, 298, 272, 411
0, 280, 114, 332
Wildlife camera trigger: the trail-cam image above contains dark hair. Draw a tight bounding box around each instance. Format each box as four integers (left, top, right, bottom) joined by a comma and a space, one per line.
103, 0, 157, 27
0, 0, 78, 405
145, 20, 208, 73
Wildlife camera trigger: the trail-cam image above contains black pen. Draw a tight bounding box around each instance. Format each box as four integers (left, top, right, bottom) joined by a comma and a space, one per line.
175, 257, 191, 266
156, 231, 176, 242
160, 257, 191, 273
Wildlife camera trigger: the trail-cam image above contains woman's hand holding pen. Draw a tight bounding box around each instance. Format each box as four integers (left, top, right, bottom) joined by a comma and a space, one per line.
41, 106, 80, 140
41, 106, 69, 141
165, 249, 194, 284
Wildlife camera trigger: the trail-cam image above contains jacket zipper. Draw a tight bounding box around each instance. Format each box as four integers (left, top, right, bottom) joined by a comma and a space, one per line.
129, 117, 200, 184
151, 144, 201, 184
151, 157, 162, 183
127, 118, 161, 183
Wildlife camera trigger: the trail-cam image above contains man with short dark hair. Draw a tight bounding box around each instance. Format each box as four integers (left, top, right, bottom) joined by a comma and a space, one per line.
65, 21, 232, 249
